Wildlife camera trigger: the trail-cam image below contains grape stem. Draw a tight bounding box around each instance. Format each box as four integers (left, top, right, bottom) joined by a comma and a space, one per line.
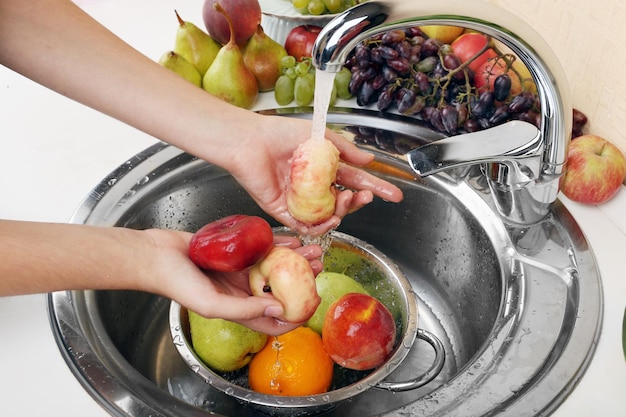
425, 39, 492, 108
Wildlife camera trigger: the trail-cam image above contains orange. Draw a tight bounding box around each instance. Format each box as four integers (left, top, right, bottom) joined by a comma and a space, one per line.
248, 326, 334, 396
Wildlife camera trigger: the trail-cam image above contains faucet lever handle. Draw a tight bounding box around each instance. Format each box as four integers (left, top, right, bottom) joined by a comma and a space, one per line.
406, 121, 542, 177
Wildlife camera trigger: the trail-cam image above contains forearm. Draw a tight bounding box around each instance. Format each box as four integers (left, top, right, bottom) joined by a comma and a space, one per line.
0, 0, 258, 173
0, 220, 153, 295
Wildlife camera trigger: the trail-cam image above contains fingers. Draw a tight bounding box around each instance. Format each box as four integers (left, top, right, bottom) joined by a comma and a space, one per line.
292, 216, 340, 237
309, 259, 324, 275
187, 292, 300, 336
238, 316, 303, 336
334, 188, 373, 218
293, 242, 323, 260
272, 235, 324, 268
272, 235, 301, 247
325, 128, 374, 166
324, 129, 404, 203
336, 162, 404, 203
274, 238, 324, 274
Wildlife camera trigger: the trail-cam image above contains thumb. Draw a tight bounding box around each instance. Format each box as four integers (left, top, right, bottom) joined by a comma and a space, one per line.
180, 293, 300, 336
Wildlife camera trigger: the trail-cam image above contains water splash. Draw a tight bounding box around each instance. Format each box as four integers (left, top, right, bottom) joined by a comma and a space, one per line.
300, 229, 335, 254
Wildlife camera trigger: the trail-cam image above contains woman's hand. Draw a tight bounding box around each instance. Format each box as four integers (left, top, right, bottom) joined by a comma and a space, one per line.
226, 114, 404, 236
0, 221, 322, 336
144, 229, 324, 336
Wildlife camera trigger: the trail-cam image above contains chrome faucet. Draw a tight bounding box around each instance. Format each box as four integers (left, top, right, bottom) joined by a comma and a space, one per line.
311, 0, 572, 224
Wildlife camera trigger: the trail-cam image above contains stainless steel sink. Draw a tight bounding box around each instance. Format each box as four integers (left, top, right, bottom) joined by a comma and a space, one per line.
48, 108, 602, 416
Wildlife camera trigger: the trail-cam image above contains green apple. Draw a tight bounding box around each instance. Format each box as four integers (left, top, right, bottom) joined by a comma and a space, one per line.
188, 311, 267, 373
306, 271, 369, 334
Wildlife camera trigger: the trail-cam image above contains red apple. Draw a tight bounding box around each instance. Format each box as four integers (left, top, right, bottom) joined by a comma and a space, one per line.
560, 134, 626, 204
322, 293, 396, 370
474, 57, 522, 96
202, 0, 261, 47
450, 32, 498, 73
284, 25, 322, 62
188, 215, 273, 272
249, 246, 321, 323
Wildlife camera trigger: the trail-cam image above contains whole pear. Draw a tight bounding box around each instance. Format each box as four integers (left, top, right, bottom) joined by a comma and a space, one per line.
242, 25, 288, 92
202, 3, 258, 108
188, 311, 267, 373
173, 10, 221, 75
158, 51, 202, 87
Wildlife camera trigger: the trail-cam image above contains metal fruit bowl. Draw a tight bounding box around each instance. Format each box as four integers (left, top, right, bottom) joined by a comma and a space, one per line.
169, 230, 445, 416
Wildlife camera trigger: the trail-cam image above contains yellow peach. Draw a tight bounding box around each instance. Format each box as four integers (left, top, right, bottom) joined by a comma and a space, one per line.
287, 137, 340, 225
249, 246, 321, 323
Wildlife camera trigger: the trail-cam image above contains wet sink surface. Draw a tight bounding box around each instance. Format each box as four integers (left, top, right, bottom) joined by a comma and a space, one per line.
49, 108, 602, 417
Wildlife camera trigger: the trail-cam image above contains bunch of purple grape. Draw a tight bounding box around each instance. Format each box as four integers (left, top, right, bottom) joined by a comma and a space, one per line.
344, 28, 540, 135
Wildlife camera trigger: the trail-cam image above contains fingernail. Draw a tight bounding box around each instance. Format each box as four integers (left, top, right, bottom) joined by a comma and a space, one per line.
264, 305, 283, 318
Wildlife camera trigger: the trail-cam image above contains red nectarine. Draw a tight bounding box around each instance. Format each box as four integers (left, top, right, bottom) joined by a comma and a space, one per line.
188, 214, 273, 272
322, 292, 396, 370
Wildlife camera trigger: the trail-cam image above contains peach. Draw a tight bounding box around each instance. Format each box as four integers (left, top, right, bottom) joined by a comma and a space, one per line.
286, 137, 340, 226
249, 246, 321, 323
202, 0, 261, 47
474, 57, 522, 96
322, 293, 396, 370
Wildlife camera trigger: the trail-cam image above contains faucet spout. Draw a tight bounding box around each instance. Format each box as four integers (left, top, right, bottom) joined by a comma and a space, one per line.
407, 121, 542, 184
311, 0, 572, 224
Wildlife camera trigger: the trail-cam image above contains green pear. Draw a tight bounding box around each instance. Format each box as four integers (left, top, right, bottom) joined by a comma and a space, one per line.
242, 25, 288, 92
158, 51, 202, 87
305, 271, 369, 334
173, 10, 221, 76
188, 311, 267, 373
202, 3, 258, 108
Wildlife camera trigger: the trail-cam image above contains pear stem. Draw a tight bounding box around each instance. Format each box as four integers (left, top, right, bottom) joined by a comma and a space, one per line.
174, 10, 184, 28
214, 2, 236, 47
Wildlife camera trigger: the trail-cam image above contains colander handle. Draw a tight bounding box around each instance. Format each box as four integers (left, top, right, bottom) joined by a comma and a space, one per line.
374, 329, 445, 392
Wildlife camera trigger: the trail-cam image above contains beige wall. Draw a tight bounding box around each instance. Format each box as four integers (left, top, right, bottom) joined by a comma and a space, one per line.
488, 0, 626, 155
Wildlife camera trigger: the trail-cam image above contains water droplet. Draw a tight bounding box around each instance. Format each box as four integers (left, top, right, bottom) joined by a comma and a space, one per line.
270, 379, 280, 391
509, 384, 521, 394
225, 387, 234, 395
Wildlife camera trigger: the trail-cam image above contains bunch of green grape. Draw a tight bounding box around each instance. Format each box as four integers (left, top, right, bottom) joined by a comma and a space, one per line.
291, 0, 365, 16
274, 56, 353, 106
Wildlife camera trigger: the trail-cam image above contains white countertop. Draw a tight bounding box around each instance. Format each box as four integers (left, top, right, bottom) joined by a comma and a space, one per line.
0, 1, 624, 416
